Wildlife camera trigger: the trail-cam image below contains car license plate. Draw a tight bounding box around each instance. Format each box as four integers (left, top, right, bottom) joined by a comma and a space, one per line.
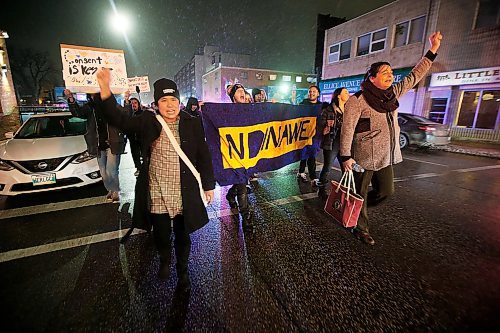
31, 173, 56, 186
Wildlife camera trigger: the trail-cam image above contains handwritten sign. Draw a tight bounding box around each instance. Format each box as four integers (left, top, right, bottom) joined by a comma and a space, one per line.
127, 76, 150, 93
60, 44, 128, 93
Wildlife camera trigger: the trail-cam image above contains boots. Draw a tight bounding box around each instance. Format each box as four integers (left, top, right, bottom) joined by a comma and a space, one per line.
175, 242, 191, 292
158, 249, 172, 280
226, 186, 238, 209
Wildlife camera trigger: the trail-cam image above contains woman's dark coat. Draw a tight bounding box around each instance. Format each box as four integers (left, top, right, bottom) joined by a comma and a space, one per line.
101, 95, 215, 234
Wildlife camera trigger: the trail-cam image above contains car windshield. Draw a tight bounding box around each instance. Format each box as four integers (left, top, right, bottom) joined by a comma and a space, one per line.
15, 115, 87, 139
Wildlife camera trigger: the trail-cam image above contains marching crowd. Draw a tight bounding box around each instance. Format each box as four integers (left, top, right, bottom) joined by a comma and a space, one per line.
64, 31, 442, 291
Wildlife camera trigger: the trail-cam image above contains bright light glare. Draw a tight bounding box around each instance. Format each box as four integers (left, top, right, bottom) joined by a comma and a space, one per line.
110, 13, 131, 33
279, 83, 290, 93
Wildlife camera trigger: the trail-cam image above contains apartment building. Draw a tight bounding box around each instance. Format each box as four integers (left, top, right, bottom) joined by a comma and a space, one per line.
321, 0, 499, 141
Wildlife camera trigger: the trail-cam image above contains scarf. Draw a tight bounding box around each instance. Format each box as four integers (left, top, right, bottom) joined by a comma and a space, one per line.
360, 80, 399, 113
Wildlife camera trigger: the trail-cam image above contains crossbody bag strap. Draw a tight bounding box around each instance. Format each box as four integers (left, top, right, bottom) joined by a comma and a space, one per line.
156, 115, 207, 206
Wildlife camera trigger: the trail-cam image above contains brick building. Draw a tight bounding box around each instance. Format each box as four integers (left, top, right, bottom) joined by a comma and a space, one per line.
321, 0, 500, 142
202, 66, 316, 104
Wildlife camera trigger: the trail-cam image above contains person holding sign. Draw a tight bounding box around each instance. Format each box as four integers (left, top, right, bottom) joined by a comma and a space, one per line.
340, 32, 443, 246
64, 90, 126, 202
96, 68, 215, 292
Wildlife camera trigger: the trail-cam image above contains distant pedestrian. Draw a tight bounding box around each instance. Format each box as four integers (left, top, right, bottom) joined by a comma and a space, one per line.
64, 89, 126, 202
297, 85, 322, 185
96, 68, 215, 292
184, 97, 201, 117
318, 87, 349, 190
340, 32, 443, 245
245, 91, 253, 103
123, 91, 143, 177
252, 88, 263, 103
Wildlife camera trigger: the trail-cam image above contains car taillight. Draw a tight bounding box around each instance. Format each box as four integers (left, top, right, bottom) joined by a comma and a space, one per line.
72, 151, 94, 164
418, 126, 436, 132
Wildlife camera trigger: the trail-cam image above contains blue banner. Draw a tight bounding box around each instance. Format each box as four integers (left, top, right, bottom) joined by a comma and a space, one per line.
201, 103, 323, 186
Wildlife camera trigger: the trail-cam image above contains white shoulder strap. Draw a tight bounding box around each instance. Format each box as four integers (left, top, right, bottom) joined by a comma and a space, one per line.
155, 115, 207, 206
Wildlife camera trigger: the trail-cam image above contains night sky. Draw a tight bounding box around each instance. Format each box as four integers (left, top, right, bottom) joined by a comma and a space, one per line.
2, 0, 392, 84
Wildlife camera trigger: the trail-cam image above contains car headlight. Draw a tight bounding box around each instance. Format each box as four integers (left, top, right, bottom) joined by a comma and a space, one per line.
0, 159, 14, 171
72, 151, 95, 164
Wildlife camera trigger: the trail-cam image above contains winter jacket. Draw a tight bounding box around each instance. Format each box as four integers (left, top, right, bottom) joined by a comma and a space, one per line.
320, 103, 343, 150
340, 52, 435, 171
68, 98, 126, 156
100, 95, 215, 234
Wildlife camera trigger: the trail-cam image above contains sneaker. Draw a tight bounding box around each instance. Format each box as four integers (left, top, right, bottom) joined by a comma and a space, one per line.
111, 191, 120, 203
242, 212, 254, 229
311, 178, 320, 187
249, 173, 258, 181
105, 190, 113, 201
296, 172, 308, 182
134, 169, 140, 177
352, 228, 375, 246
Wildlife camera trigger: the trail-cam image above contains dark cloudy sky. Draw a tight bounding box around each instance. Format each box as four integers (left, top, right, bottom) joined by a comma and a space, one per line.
2, 0, 392, 84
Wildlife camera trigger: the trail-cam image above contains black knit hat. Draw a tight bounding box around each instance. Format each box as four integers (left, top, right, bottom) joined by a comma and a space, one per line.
154, 78, 180, 102
251, 88, 261, 99
228, 83, 245, 102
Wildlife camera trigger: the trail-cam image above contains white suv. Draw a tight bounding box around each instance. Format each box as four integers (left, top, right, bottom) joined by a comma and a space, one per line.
0, 112, 101, 195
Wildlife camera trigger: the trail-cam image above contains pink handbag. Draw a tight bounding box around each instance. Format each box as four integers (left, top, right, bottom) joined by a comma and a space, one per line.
324, 171, 364, 228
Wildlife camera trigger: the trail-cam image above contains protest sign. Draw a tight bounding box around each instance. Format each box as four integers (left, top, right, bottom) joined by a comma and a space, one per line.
60, 44, 128, 93
127, 76, 151, 93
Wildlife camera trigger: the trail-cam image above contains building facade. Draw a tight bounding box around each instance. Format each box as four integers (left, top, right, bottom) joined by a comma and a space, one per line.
0, 30, 18, 116
321, 0, 500, 142
174, 45, 250, 102
202, 66, 316, 104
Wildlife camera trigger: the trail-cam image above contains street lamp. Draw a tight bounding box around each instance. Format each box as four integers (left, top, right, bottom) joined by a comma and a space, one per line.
110, 13, 131, 35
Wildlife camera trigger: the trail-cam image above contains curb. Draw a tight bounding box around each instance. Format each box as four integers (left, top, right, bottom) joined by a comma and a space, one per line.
435, 146, 500, 159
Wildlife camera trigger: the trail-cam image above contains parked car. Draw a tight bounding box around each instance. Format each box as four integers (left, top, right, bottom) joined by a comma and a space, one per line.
0, 112, 101, 196
398, 114, 451, 149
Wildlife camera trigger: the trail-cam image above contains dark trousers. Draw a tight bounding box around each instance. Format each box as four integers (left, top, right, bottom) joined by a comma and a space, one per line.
319, 142, 344, 184
150, 213, 191, 276
129, 139, 142, 169
227, 183, 250, 214
353, 165, 395, 233
299, 157, 317, 179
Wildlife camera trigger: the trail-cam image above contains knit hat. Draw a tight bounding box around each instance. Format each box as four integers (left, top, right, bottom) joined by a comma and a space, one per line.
228, 83, 245, 102
251, 88, 261, 99
153, 78, 180, 102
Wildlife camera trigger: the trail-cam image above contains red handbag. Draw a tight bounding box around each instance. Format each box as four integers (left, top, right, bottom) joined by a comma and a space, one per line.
324, 171, 364, 228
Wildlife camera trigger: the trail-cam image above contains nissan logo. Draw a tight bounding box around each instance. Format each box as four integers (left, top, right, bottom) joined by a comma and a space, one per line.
37, 162, 48, 170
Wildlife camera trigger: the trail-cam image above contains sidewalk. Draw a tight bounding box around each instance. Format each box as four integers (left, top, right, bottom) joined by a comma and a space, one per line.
434, 140, 500, 159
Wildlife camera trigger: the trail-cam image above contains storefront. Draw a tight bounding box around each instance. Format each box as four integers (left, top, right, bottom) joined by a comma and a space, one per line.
429, 66, 500, 142
319, 67, 413, 110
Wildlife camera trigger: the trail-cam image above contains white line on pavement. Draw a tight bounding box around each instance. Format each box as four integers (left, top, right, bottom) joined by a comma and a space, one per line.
0, 228, 146, 263
0, 192, 319, 263
403, 157, 448, 167
453, 165, 500, 173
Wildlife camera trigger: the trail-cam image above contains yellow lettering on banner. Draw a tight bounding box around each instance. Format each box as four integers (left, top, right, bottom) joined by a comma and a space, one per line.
219, 117, 316, 169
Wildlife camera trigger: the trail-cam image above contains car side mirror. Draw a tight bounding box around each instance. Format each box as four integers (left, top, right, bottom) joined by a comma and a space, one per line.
4, 132, 13, 139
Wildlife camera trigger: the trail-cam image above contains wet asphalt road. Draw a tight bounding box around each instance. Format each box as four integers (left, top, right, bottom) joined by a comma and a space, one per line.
0, 148, 499, 332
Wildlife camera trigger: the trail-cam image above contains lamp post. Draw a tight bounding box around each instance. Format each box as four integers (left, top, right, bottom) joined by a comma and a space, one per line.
0, 29, 18, 117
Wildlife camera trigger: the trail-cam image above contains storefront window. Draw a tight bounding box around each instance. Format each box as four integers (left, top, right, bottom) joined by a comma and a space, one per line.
457, 90, 499, 129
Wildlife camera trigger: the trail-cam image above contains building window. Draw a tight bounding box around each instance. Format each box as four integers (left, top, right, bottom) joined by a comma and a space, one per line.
457, 90, 499, 129
282, 75, 291, 82
475, 0, 500, 29
429, 98, 448, 124
256, 72, 263, 80
394, 16, 426, 47
269, 74, 277, 81
296, 76, 302, 83
215, 87, 219, 94
240, 71, 248, 79
328, 39, 351, 63
357, 28, 387, 56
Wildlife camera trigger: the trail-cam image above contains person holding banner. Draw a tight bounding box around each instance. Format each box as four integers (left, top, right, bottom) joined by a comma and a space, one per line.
225, 83, 254, 229
96, 68, 215, 292
64, 90, 126, 202
297, 85, 322, 185
340, 31, 443, 245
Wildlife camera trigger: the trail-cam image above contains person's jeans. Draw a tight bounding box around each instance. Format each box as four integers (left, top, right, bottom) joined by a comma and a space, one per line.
298, 157, 317, 179
97, 149, 121, 192
319, 139, 343, 184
